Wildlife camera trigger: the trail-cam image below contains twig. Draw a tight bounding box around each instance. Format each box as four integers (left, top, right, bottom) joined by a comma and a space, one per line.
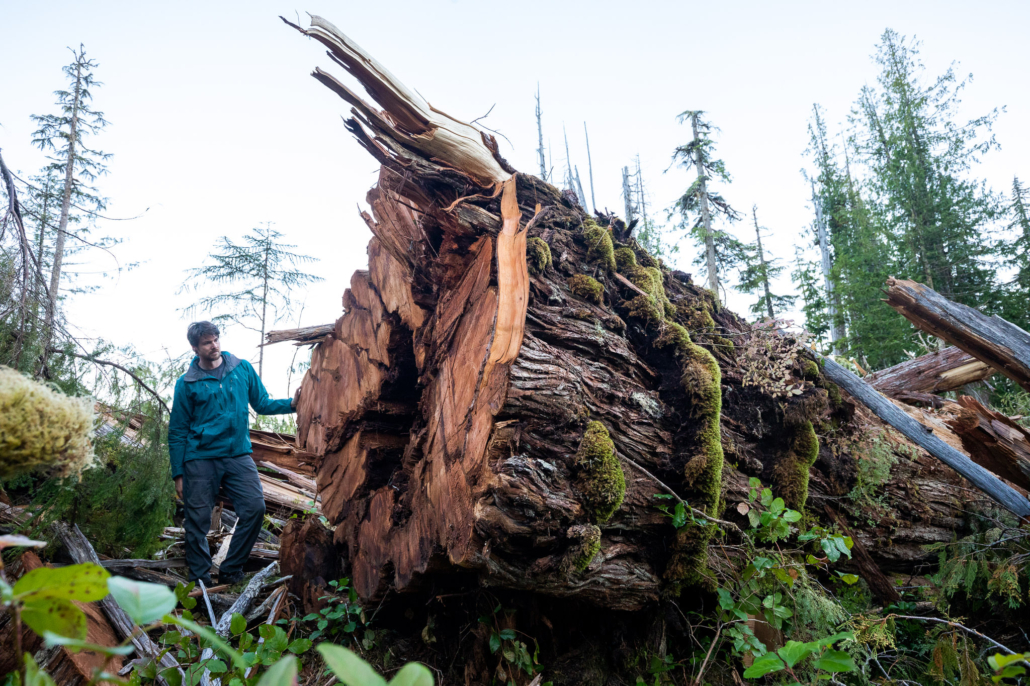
48, 348, 170, 413
888, 614, 1015, 655
617, 451, 743, 534
692, 622, 722, 686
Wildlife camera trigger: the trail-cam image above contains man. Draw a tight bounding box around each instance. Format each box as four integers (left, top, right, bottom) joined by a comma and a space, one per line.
168, 321, 299, 586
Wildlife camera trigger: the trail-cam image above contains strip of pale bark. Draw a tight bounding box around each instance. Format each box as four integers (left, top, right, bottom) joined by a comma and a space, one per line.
866, 346, 993, 396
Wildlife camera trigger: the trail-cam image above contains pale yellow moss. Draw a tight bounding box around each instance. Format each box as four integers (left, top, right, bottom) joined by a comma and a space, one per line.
0, 366, 95, 480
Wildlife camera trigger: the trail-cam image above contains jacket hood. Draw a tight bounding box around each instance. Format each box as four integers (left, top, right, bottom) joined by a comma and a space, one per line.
183, 352, 242, 382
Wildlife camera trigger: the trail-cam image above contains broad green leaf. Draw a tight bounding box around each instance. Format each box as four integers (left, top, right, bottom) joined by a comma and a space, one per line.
499, 629, 516, 640
816, 631, 855, 648
389, 663, 433, 686
782, 509, 802, 523
159, 667, 183, 686
22, 597, 87, 639
255, 655, 297, 686
777, 641, 815, 668
671, 502, 687, 528
163, 614, 244, 667
489, 633, 501, 654
318, 644, 388, 686
108, 577, 177, 625
813, 649, 856, 673
833, 537, 853, 559
748, 477, 762, 488
23, 653, 57, 686
287, 638, 312, 654
989, 652, 1030, 670
769, 498, 785, 514
742, 652, 784, 678
837, 573, 860, 585
206, 659, 228, 675
265, 626, 290, 654
230, 613, 248, 636
43, 631, 136, 655
14, 563, 110, 602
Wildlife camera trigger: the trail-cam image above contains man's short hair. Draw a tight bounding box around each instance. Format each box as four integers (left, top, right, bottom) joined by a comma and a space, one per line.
187, 321, 220, 347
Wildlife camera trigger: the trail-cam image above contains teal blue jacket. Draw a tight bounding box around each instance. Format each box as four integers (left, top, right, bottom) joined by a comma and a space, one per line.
168, 352, 294, 478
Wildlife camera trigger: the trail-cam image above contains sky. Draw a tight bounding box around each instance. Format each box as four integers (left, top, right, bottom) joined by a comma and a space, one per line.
2, 0, 1028, 399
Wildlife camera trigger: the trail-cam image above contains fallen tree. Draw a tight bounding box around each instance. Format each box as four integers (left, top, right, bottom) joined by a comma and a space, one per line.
263, 16, 1030, 683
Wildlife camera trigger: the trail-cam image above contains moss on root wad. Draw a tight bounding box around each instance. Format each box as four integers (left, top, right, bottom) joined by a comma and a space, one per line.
575, 421, 626, 524
583, 218, 616, 271
656, 322, 726, 592
527, 236, 552, 274
569, 274, 604, 304
561, 523, 602, 575
0, 366, 95, 480
772, 419, 820, 510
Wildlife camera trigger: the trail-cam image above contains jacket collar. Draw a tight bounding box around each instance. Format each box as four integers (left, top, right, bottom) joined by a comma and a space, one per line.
184, 352, 242, 382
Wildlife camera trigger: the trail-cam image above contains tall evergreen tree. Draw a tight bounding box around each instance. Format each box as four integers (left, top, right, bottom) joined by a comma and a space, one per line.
180, 222, 323, 378
670, 111, 743, 304
851, 30, 1002, 309
30, 46, 110, 346
999, 176, 1030, 329
790, 245, 829, 343
738, 206, 795, 320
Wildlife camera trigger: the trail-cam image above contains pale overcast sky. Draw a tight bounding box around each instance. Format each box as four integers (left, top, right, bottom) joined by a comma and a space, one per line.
2, 0, 1028, 398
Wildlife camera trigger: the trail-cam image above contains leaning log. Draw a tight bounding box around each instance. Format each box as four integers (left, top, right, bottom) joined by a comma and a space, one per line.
816, 355, 1030, 518
263, 324, 334, 346
866, 346, 993, 397
884, 277, 1030, 392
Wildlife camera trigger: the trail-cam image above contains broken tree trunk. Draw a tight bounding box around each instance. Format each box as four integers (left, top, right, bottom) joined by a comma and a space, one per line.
281, 15, 1010, 614
884, 277, 1030, 392
867, 346, 994, 397
947, 395, 1030, 492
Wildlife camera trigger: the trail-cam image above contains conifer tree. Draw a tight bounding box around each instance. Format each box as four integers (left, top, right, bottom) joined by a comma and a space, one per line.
851, 30, 1002, 310
180, 222, 323, 378
738, 206, 794, 320
999, 176, 1030, 329
790, 245, 830, 344
30, 46, 111, 345
670, 111, 743, 304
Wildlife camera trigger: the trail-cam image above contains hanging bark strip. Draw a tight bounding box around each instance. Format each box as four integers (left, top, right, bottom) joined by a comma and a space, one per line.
866, 346, 993, 397
815, 354, 1030, 518
884, 277, 1030, 392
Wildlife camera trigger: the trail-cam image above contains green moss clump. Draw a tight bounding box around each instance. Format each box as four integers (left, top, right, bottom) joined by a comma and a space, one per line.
561, 523, 602, 575
583, 218, 616, 271
656, 322, 725, 592
614, 247, 637, 272
0, 365, 95, 480
575, 421, 626, 524
826, 382, 843, 407
772, 419, 820, 510
802, 359, 820, 380
527, 237, 552, 274
568, 274, 604, 304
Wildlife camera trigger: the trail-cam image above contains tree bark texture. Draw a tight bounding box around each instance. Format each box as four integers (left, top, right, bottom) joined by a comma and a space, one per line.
866, 346, 994, 397
885, 277, 1030, 392
282, 16, 1007, 613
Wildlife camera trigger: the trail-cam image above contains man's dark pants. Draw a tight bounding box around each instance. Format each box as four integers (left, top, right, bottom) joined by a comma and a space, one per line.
183, 455, 266, 584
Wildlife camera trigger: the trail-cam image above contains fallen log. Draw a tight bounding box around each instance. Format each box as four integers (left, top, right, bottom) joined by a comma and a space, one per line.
249, 430, 316, 478
866, 346, 993, 396
258, 461, 317, 493
947, 395, 1030, 492
263, 323, 335, 346
816, 355, 1030, 518
884, 277, 1030, 392
280, 13, 1003, 618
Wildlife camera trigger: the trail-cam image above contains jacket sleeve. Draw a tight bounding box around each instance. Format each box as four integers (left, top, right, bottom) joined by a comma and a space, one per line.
168, 378, 192, 479
245, 360, 295, 415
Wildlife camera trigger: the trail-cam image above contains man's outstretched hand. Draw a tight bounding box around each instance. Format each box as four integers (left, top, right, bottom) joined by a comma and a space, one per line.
174, 476, 183, 501
292, 386, 301, 410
